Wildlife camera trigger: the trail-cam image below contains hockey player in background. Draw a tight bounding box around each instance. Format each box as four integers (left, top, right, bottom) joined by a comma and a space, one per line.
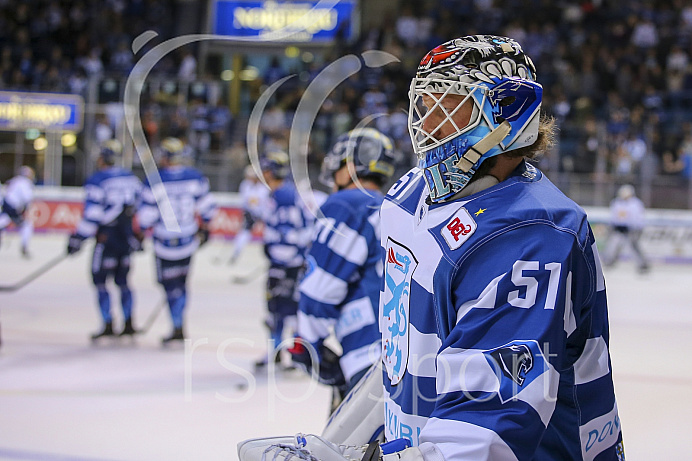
137, 137, 217, 344
289, 128, 396, 410
67, 141, 143, 341
603, 184, 649, 273
0, 166, 36, 258
228, 165, 269, 264
255, 150, 313, 369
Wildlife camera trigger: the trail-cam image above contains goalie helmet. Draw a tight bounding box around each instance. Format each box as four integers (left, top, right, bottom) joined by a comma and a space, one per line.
319, 127, 396, 188
409, 35, 543, 202
260, 150, 290, 180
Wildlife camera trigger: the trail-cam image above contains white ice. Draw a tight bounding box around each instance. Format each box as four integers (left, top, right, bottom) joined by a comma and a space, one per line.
0, 233, 689, 460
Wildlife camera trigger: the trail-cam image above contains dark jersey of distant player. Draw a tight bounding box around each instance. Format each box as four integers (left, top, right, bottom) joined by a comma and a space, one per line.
262, 180, 312, 269
380, 161, 624, 460
75, 167, 142, 254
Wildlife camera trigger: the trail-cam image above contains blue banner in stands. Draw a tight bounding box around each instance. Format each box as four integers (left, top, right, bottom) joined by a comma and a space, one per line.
212, 0, 355, 43
0, 91, 84, 132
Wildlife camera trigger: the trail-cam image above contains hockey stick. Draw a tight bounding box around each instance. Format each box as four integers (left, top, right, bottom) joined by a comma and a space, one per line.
136, 297, 167, 335
0, 253, 68, 292
230, 264, 267, 284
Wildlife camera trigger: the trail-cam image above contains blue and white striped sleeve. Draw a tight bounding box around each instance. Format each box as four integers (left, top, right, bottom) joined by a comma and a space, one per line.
136, 183, 160, 231
298, 200, 369, 344
75, 182, 105, 238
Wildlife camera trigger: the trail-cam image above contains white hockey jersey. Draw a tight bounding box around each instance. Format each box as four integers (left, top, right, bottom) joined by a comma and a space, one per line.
239, 178, 270, 221
609, 197, 645, 230
3, 175, 34, 213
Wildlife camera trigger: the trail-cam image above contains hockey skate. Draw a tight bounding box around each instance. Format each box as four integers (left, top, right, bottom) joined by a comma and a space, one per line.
254, 352, 282, 371
161, 327, 185, 345
90, 322, 114, 342
118, 318, 136, 337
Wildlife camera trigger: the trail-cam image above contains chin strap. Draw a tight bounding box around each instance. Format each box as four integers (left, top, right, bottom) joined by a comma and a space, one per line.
454, 120, 512, 172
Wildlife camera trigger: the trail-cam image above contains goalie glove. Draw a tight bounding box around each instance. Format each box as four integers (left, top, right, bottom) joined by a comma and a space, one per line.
238, 434, 425, 461
238, 433, 378, 461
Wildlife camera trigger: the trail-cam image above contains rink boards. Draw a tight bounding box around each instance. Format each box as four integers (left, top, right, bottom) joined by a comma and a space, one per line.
5, 187, 692, 262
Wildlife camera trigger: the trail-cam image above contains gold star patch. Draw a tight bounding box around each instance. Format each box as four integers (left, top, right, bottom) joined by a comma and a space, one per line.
474, 208, 486, 216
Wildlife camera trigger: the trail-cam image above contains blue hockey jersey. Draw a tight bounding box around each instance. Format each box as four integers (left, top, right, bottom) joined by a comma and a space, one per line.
298, 188, 384, 382
75, 167, 143, 254
138, 166, 216, 260
380, 162, 624, 461
263, 181, 312, 269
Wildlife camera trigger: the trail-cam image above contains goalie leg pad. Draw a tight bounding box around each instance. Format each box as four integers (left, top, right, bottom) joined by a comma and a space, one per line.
322, 362, 384, 446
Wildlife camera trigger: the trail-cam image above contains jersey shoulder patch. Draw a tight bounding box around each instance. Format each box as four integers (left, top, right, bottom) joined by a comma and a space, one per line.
439, 207, 477, 250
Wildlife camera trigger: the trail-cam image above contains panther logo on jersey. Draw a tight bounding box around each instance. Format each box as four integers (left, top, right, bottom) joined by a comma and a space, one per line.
489, 343, 534, 386
382, 239, 418, 385
484, 340, 548, 403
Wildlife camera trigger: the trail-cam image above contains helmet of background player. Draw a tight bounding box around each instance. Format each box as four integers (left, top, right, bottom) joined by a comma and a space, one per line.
159, 137, 185, 165
18, 165, 35, 182
260, 151, 290, 180
244, 165, 257, 179
99, 139, 123, 166
319, 127, 396, 189
409, 35, 543, 203
618, 184, 635, 200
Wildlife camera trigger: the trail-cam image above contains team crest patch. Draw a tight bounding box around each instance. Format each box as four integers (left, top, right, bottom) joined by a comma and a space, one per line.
382, 239, 418, 385
441, 207, 477, 250
485, 340, 545, 403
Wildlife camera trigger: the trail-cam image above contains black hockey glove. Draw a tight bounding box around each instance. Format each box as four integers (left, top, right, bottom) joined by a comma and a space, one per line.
319, 343, 347, 387
288, 336, 314, 376
196, 225, 210, 247
66, 233, 86, 255
128, 231, 145, 252
289, 338, 346, 387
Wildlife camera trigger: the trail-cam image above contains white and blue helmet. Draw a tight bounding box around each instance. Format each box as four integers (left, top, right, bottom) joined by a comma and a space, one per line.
409, 35, 543, 202
319, 127, 396, 188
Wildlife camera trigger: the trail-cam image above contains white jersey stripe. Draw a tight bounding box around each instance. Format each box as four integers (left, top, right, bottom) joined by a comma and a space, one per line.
574, 336, 610, 385
300, 265, 349, 305
297, 311, 334, 344
408, 324, 442, 378
436, 347, 500, 395
456, 273, 504, 324
340, 342, 380, 382
335, 297, 376, 340
579, 402, 621, 461
327, 221, 369, 266
419, 417, 519, 461
592, 242, 605, 292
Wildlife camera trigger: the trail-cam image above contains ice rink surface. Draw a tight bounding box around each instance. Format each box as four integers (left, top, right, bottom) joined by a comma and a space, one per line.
0, 233, 690, 460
